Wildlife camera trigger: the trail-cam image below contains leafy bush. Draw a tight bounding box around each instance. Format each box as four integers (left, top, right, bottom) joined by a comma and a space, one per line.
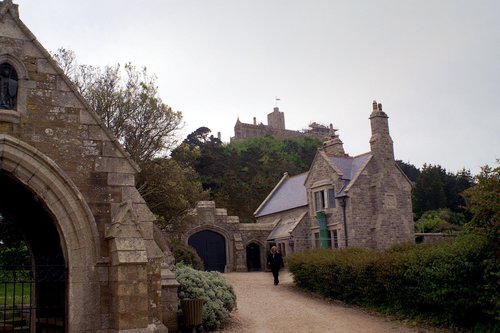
169, 240, 204, 270
288, 233, 496, 330
176, 264, 236, 330
415, 209, 464, 233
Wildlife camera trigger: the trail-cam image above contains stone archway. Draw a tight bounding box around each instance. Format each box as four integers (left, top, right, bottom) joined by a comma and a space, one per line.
0, 134, 100, 332
188, 230, 227, 272
0, 172, 67, 331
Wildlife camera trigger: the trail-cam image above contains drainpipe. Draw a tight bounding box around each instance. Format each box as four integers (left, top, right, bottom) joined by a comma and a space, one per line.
340, 197, 348, 247
315, 211, 329, 248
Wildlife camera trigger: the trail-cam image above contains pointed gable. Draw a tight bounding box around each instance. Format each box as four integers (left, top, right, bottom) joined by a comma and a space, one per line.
305, 147, 373, 197
0, 0, 139, 173
329, 153, 372, 195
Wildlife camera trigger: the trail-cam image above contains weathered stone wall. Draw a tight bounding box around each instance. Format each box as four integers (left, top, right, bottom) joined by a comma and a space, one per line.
302, 104, 414, 250
0, 2, 172, 331
304, 154, 347, 246
183, 201, 244, 271
183, 201, 281, 272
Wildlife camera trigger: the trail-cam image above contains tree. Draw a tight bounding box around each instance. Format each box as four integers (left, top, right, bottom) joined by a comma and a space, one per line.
462, 163, 500, 322
396, 160, 420, 182
462, 164, 500, 234
136, 158, 209, 237
172, 132, 322, 222
52, 48, 183, 163
412, 164, 473, 220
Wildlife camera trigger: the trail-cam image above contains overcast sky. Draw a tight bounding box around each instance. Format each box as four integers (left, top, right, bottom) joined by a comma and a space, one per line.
14, 0, 499, 174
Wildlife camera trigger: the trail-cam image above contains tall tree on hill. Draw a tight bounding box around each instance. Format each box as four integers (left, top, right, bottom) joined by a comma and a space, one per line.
172, 131, 322, 222
52, 48, 183, 164
171, 127, 228, 194
412, 164, 474, 219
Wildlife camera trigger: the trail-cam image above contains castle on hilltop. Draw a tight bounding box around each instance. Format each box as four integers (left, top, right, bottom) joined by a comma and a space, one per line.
231, 106, 336, 142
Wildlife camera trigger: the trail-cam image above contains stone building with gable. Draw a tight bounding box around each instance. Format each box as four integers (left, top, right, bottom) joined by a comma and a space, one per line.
0, 1, 177, 331
255, 101, 414, 252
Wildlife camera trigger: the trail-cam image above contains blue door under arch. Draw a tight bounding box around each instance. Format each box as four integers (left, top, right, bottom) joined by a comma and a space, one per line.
188, 230, 226, 272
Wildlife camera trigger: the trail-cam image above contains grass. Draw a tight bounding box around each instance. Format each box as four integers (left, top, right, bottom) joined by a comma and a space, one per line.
0, 282, 32, 306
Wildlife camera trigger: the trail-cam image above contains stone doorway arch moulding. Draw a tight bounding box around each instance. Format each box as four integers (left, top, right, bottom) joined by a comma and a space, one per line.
184, 225, 233, 272
0, 134, 101, 332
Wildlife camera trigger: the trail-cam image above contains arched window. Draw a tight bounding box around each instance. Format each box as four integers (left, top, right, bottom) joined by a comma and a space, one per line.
0, 62, 18, 110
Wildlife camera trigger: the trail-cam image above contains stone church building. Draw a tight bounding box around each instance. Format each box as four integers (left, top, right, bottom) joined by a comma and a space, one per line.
185, 101, 414, 273
0, 1, 177, 332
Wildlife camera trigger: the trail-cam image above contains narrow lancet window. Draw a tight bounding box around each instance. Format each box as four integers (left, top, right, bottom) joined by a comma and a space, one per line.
0, 63, 18, 110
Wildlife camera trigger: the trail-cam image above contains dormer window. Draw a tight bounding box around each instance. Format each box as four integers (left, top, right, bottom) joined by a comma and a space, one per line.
0, 63, 18, 110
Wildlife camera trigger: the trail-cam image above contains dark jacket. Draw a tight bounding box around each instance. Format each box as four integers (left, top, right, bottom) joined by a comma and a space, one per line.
267, 251, 284, 271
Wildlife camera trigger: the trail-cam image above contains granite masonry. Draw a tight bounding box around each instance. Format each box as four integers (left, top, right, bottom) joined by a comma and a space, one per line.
0, 1, 177, 331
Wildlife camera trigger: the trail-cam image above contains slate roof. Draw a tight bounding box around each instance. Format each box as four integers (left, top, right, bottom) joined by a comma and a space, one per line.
327, 153, 372, 196
254, 172, 308, 217
267, 211, 308, 240
254, 152, 373, 218
329, 153, 371, 181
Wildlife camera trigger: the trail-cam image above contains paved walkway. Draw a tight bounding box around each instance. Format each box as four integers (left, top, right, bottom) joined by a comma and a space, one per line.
218, 271, 446, 333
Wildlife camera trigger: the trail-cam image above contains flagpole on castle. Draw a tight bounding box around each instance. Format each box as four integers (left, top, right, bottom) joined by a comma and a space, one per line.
275, 96, 280, 108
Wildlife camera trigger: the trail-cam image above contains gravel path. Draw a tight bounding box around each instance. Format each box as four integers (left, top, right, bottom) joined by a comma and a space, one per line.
217, 271, 446, 333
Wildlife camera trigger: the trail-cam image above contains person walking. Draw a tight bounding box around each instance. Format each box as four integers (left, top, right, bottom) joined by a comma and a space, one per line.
267, 246, 284, 285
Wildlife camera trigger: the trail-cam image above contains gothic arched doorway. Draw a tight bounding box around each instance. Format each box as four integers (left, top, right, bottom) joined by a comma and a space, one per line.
0, 172, 66, 332
246, 243, 261, 272
188, 230, 226, 272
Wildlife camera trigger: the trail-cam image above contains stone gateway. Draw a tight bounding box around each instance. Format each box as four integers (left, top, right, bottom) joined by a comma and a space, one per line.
0, 1, 177, 332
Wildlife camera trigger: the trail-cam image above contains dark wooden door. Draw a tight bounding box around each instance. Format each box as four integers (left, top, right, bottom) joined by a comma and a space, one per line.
188, 230, 226, 272
246, 243, 261, 271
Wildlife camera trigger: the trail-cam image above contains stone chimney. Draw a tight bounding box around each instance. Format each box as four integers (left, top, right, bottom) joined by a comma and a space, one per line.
253, 117, 257, 125
369, 100, 394, 161
322, 135, 346, 156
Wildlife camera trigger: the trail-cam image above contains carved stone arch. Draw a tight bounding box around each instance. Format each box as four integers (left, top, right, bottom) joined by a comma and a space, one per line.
184, 224, 232, 246
0, 54, 27, 121
184, 225, 232, 272
245, 240, 263, 272
0, 134, 101, 332
245, 238, 264, 248
0, 54, 28, 79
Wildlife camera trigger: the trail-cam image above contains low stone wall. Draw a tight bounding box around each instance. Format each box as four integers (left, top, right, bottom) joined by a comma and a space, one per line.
415, 233, 458, 244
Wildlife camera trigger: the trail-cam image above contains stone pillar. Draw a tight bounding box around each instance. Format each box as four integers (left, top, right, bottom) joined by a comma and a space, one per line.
233, 233, 246, 272
161, 264, 180, 332
105, 201, 150, 331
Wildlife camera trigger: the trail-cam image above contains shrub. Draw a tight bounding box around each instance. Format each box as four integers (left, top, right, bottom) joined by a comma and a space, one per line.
415, 209, 463, 233
169, 240, 204, 270
176, 264, 236, 331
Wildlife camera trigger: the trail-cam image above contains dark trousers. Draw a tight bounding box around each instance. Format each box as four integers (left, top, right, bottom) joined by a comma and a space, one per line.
271, 268, 280, 285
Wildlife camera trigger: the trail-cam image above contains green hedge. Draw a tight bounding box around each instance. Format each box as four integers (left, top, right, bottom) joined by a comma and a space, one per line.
288, 233, 497, 330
